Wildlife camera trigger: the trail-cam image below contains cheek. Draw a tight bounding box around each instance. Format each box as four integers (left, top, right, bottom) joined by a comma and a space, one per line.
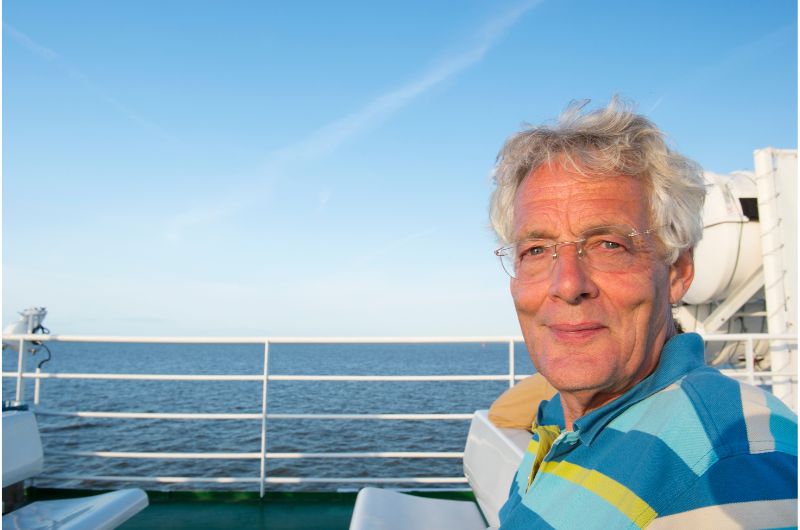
604, 273, 668, 335
511, 282, 545, 314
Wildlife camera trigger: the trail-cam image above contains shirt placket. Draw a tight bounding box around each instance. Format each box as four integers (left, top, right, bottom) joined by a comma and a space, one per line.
526, 429, 581, 493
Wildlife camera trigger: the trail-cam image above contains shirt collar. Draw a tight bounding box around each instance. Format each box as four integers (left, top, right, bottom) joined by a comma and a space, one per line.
536, 332, 705, 445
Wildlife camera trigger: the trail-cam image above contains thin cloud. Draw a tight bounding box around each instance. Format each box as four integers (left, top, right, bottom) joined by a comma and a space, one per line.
4, 23, 59, 61
5, 23, 177, 144
647, 97, 664, 114
264, 0, 542, 168
169, 1, 541, 240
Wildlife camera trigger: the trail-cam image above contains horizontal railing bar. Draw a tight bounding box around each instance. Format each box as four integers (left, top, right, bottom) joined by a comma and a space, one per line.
5, 332, 795, 345
40, 474, 258, 483
1, 372, 262, 381
39, 474, 468, 484
269, 375, 507, 381
720, 370, 797, 377
274, 451, 463, 458
10, 369, 796, 383
46, 450, 464, 459
46, 451, 261, 459
33, 409, 473, 420
4, 335, 270, 344
3, 334, 523, 344
265, 477, 470, 484
701, 333, 797, 341
1, 372, 513, 382
344, 486, 472, 493
267, 337, 520, 344
36, 410, 262, 420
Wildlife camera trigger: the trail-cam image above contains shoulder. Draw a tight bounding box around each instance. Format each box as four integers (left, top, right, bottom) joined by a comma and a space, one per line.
608, 370, 797, 525
678, 366, 797, 458
607, 367, 796, 473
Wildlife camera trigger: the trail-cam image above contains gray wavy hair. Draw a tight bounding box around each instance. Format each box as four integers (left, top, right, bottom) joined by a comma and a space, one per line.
489, 98, 706, 264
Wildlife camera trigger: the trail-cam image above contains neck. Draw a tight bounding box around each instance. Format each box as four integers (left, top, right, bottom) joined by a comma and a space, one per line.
560, 391, 619, 431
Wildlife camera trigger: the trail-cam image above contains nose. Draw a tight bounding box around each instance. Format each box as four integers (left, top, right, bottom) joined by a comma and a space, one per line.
547, 243, 598, 303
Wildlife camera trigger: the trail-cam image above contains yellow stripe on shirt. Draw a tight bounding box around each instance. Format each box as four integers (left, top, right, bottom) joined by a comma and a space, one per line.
540, 460, 658, 528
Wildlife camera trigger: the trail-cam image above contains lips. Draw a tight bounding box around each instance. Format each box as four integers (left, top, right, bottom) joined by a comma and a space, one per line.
548, 322, 605, 341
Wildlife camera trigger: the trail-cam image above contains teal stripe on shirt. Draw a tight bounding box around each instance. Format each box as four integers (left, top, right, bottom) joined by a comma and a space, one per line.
606, 383, 718, 475
521, 471, 639, 529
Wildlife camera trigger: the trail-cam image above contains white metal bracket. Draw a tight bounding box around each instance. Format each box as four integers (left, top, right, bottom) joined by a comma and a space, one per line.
701, 267, 764, 333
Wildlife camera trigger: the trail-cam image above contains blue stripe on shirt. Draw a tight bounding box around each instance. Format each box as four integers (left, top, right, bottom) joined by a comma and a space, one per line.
661, 451, 798, 516
681, 368, 751, 454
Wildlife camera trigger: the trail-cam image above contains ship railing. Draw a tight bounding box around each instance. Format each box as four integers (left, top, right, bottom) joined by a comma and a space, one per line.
2, 333, 796, 497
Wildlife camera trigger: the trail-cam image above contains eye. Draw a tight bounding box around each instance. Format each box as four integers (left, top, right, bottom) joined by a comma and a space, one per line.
518, 240, 550, 260
586, 235, 631, 253
527, 246, 546, 256
600, 240, 623, 250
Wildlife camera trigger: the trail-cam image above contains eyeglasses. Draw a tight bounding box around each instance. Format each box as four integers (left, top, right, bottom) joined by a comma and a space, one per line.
495, 225, 660, 282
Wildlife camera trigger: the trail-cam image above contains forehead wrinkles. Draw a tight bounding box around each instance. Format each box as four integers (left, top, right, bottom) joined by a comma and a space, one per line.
512, 167, 649, 240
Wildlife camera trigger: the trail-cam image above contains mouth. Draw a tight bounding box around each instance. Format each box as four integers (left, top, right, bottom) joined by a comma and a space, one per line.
548, 322, 605, 342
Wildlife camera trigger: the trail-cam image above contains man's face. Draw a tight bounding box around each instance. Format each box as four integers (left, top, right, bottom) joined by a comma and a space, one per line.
510, 162, 693, 401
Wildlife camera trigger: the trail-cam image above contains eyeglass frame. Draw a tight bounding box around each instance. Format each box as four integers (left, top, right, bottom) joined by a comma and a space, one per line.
494, 225, 663, 282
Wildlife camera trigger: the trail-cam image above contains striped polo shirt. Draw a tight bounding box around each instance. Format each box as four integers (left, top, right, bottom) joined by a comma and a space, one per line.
498, 333, 798, 529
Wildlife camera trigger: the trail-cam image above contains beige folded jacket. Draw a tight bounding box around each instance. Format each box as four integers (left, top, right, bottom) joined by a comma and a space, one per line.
487, 373, 557, 431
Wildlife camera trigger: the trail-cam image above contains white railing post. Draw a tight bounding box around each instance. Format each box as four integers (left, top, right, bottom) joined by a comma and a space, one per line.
34, 367, 42, 405
259, 339, 270, 498
15, 338, 26, 402
745, 338, 756, 386
508, 340, 515, 388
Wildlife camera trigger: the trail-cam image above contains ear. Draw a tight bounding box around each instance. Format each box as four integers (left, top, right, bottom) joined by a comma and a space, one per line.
668, 248, 695, 304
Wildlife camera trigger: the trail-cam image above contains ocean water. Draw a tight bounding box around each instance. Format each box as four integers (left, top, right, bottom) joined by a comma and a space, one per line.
2, 341, 535, 491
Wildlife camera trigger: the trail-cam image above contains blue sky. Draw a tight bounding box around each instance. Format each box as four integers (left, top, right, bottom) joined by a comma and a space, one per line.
3, 1, 797, 336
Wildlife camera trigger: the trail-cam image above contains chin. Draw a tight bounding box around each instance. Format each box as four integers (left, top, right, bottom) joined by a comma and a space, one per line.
546, 375, 613, 394
537, 357, 618, 393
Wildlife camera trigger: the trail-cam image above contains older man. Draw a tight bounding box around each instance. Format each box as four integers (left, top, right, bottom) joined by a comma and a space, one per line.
489, 100, 797, 528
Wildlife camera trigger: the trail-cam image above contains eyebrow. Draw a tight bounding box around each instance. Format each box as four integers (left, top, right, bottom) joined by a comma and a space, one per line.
516, 223, 635, 241
516, 228, 556, 241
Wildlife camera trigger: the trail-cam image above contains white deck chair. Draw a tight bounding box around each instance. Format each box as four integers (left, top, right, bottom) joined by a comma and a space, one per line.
2, 410, 148, 530
349, 410, 530, 530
